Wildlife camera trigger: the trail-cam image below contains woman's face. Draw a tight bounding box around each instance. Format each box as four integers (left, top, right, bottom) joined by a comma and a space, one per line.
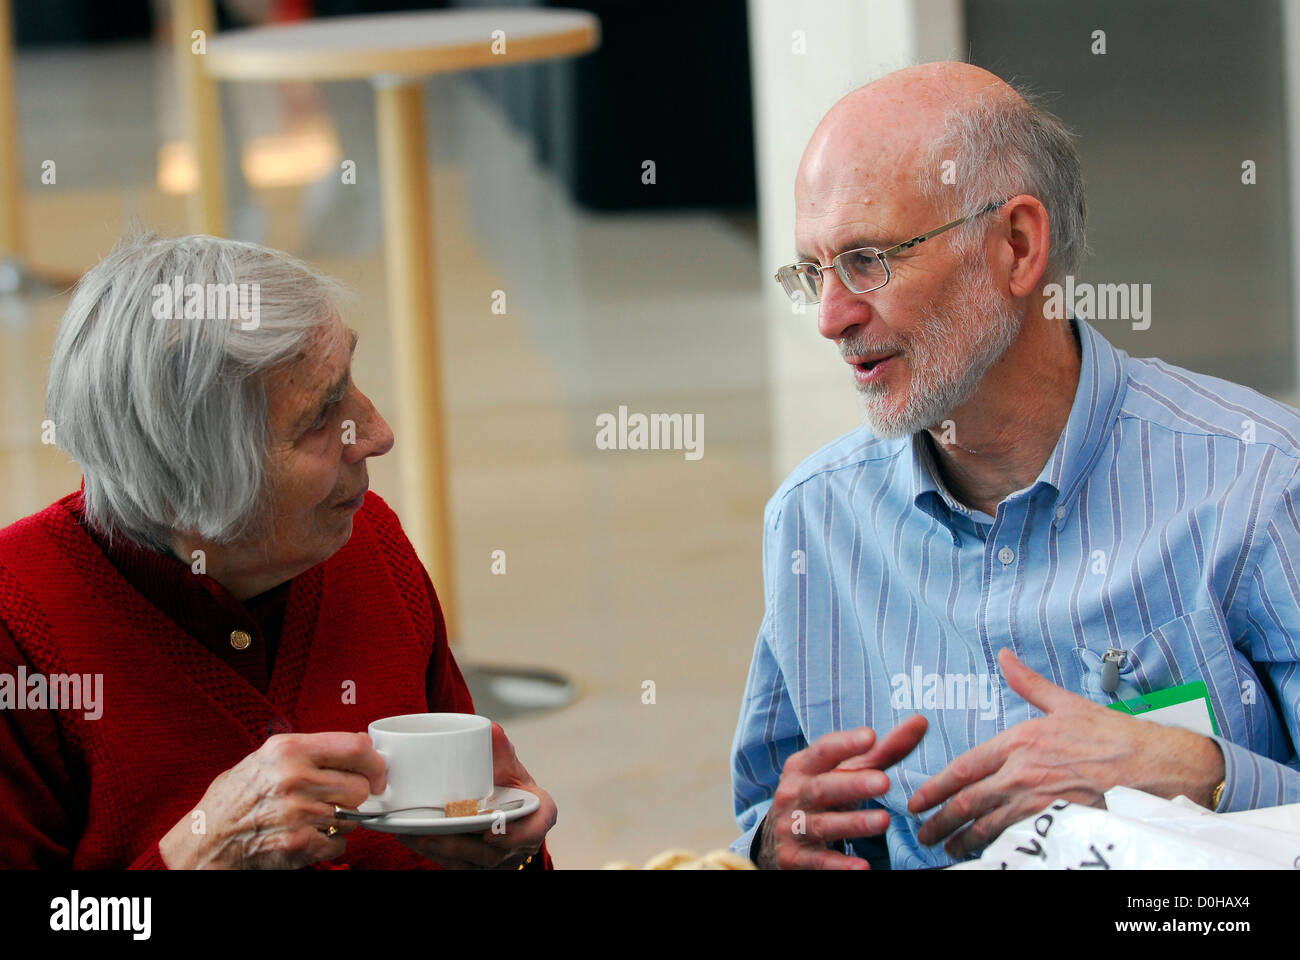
258, 315, 394, 574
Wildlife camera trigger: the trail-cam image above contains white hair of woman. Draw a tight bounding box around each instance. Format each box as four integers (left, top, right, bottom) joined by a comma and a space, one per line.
46, 232, 350, 550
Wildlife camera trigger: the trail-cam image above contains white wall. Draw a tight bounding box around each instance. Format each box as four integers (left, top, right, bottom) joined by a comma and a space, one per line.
747, 0, 963, 480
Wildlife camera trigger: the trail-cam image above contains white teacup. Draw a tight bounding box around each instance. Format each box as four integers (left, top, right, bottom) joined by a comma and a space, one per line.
367, 713, 494, 811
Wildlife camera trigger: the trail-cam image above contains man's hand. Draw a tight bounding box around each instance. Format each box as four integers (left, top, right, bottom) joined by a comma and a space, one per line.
908, 647, 1226, 859
757, 714, 928, 870
396, 722, 556, 869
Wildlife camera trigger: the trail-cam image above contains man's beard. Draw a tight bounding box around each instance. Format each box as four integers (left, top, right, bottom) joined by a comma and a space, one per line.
841, 259, 1023, 439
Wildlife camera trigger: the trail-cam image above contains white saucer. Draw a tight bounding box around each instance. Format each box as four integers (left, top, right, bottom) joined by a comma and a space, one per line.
353, 786, 539, 835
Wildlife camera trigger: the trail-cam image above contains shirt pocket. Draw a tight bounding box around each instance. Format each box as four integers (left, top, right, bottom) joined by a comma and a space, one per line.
1074, 606, 1248, 742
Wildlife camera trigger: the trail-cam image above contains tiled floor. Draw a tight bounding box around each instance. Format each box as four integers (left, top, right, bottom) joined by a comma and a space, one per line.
0, 40, 772, 867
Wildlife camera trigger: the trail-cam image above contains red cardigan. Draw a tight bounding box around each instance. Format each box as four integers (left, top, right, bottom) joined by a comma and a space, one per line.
0, 489, 542, 869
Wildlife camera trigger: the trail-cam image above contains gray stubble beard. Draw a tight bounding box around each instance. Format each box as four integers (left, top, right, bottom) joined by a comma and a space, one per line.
852, 259, 1024, 440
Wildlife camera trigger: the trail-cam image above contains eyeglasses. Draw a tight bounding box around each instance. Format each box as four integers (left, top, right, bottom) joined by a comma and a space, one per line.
774, 200, 1009, 305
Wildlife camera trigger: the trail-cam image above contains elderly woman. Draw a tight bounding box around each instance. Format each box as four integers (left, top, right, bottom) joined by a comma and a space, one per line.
0, 233, 556, 869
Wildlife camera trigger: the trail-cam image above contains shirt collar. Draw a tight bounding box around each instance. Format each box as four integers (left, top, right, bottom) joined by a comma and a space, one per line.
910, 317, 1128, 528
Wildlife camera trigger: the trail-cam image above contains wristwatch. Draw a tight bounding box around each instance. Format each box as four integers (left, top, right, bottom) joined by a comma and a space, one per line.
1211, 778, 1226, 809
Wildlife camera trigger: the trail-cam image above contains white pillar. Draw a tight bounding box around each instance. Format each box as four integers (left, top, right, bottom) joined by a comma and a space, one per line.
747, 0, 963, 480
1283, 0, 1300, 401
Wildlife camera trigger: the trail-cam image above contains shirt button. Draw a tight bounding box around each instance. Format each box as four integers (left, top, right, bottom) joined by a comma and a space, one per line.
229, 629, 252, 650
998, 546, 1015, 565
1055, 506, 1066, 520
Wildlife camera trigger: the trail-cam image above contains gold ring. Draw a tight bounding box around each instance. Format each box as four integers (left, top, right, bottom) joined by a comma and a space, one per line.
325, 824, 339, 838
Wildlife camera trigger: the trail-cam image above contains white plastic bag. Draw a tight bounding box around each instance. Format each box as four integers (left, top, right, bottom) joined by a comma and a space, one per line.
947, 786, 1300, 869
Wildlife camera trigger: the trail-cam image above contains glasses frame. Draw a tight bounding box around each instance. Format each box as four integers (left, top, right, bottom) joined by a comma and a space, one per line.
775, 199, 1009, 304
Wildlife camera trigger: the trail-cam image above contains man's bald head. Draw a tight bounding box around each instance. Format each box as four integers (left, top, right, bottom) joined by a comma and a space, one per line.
794, 62, 1084, 286
797, 62, 1022, 217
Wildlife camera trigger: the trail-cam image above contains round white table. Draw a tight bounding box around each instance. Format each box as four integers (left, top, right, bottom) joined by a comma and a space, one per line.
205, 10, 600, 637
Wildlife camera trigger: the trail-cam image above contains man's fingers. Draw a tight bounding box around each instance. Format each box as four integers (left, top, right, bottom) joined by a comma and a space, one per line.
782, 808, 890, 845
863, 713, 928, 769
915, 781, 1005, 846
837, 714, 928, 772
909, 737, 1007, 814
800, 769, 891, 811
940, 793, 1062, 859
942, 819, 999, 860
787, 727, 878, 776
998, 647, 1088, 715
787, 846, 873, 871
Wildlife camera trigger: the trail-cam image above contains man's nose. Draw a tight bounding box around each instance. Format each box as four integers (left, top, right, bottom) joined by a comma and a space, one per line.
816, 268, 870, 342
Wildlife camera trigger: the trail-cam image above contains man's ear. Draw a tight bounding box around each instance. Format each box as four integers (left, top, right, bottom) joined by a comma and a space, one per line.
1000, 194, 1051, 298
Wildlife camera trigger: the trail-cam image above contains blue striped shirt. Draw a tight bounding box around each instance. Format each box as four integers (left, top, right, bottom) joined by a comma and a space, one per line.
731, 317, 1300, 869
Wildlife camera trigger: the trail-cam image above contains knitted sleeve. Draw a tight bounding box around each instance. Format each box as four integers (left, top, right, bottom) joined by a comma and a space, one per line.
0, 619, 76, 868
126, 843, 170, 869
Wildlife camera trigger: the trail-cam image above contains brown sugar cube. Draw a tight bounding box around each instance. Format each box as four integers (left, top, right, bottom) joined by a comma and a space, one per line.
443, 799, 480, 818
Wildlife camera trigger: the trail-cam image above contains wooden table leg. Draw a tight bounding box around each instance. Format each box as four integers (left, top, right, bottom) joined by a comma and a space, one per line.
174, 0, 227, 236
373, 78, 458, 639
0, 0, 23, 263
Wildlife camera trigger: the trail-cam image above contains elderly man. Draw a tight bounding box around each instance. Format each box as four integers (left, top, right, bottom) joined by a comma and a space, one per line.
731, 62, 1300, 869
0, 233, 556, 869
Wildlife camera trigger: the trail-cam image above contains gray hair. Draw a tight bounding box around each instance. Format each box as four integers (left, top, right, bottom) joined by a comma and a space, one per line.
917, 83, 1087, 286
46, 232, 350, 551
